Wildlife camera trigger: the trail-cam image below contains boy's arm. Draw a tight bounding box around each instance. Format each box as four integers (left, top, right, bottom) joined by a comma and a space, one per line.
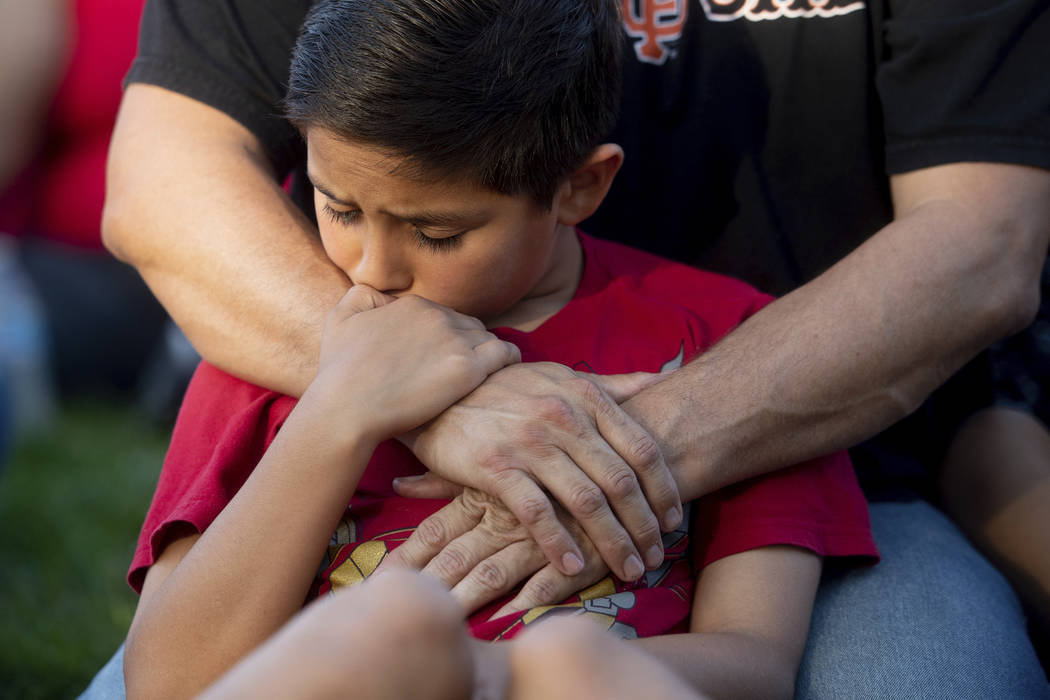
125, 392, 381, 699
635, 546, 822, 699
105, 84, 677, 582
123, 289, 519, 700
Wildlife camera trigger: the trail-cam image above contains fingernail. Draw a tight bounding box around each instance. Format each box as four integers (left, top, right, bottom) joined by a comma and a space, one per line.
562, 552, 584, 575
645, 545, 663, 568
664, 506, 682, 530
623, 555, 644, 581
392, 475, 423, 486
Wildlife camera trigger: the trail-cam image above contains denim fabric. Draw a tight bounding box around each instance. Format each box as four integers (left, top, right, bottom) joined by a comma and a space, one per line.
798, 501, 1050, 699
79, 502, 1049, 699
77, 640, 125, 700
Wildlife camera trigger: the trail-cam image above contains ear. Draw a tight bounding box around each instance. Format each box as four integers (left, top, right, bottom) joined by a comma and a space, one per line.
554, 143, 624, 226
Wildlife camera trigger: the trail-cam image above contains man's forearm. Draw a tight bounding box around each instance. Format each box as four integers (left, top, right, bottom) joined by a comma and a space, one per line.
626, 163, 1050, 501
104, 84, 348, 396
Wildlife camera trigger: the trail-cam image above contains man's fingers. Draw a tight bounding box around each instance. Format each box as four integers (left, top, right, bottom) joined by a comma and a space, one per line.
486, 470, 585, 577
534, 453, 651, 581
392, 472, 463, 500
379, 495, 481, 572
589, 387, 682, 533
446, 540, 547, 612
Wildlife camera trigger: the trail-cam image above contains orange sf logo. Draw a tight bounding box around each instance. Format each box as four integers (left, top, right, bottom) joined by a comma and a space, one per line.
622, 0, 688, 65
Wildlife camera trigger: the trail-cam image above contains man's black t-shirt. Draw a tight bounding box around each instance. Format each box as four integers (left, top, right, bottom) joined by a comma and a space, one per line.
128, 0, 1050, 294
127, 0, 1050, 487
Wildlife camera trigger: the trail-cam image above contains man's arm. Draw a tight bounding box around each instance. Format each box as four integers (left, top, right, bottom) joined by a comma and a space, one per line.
630, 162, 1050, 502
103, 83, 345, 397
394, 161, 1050, 611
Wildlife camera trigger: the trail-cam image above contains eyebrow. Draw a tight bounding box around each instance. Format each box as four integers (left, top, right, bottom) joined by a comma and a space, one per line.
308, 172, 490, 228
307, 173, 353, 206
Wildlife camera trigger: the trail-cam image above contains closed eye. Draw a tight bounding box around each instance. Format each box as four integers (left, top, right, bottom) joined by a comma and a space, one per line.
413, 229, 464, 253
322, 203, 361, 226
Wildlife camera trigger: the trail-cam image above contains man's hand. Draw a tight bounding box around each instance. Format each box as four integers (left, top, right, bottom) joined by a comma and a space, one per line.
380, 488, 610, 615
397, 362, 681, 582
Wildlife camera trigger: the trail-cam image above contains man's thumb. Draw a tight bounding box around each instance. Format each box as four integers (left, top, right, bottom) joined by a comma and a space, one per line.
392, 472, 464, 499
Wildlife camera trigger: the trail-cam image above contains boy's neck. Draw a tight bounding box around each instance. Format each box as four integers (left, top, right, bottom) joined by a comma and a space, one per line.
484, 225, 583, 332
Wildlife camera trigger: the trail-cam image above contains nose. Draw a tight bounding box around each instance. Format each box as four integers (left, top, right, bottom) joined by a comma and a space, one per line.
349, 231, 412, 294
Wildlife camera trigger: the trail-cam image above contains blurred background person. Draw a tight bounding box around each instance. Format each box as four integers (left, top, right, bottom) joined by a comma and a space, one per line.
0, 0, 195, 448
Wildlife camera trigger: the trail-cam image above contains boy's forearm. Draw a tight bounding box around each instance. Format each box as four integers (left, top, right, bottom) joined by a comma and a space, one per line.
104, 84, 348, 398
633, 632, 798, 700
125, 394, 378, 699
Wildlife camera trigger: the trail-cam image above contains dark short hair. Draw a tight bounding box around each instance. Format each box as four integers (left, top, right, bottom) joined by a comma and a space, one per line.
286, 0, 623, 206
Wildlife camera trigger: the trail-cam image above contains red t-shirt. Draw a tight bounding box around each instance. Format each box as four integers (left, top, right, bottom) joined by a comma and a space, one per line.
0, 0, 144, 248
131, 233, 877, 640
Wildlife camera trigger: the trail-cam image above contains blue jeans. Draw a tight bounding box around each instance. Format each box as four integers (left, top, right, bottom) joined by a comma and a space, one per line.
79, 501, 1049, 699
797, 500, 1048, 698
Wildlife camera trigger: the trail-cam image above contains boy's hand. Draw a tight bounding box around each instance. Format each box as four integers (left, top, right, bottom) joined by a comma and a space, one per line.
313, 285, 521, 443
396, 362, 681, 583
379, 487, 608, 615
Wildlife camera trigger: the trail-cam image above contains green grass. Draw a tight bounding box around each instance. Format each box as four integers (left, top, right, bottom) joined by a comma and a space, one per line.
0, 399, 169, 700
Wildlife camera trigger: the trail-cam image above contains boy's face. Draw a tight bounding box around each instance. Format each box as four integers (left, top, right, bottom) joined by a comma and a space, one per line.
307, 128, 578, 325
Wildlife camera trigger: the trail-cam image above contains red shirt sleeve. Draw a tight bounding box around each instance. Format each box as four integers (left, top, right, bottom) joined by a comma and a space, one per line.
128, 362, 296, 592
692, 450, 879, 567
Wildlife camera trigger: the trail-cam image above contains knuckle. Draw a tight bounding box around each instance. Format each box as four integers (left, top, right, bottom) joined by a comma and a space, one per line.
605, 468, 640, 502
460, 488, 490, 511
477, 447, 514, 475
514, 495, 552, 527
533, 396, 576, 428
573, 377, 606, 408
521, 574, 564, 607
430, 544, 471, 579
567, 483, 607, 519
623, 432, 662, 471
473, 560, 510, 593
484, 503, 523, 534
415, 516, 449, 549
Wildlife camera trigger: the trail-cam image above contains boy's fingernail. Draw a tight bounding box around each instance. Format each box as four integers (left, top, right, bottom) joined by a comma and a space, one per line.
645, 545, 664, 568
623, 555, 644, 581
562, 552, 584, 575
664, 506, 682, 530
392, 475, 423, 486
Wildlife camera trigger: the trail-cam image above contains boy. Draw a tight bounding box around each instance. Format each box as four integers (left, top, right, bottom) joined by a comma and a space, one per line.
123, 1, 876, 697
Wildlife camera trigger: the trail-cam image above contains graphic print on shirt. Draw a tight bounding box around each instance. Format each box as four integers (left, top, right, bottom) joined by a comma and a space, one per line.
621, 0, 689, 65
697, 0, 864, 23
621, 0, 865, 65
